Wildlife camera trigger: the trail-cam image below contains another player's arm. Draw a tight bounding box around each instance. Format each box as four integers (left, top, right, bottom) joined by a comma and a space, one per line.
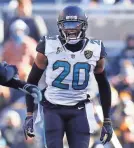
0, 62, 28, 89
0, 62, 42, 106
26, 36, 48, 116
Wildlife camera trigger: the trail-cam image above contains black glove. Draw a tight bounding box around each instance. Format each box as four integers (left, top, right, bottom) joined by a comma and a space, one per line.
100, 118, 113, 145
23, 116, 35, 139
22, 84, 42, 103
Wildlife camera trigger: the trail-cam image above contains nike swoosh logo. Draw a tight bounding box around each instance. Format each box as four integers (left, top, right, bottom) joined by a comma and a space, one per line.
78, 107, 84, 110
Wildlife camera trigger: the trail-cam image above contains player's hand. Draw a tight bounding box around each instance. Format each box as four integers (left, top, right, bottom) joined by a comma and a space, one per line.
100, 118, 113, 145
23, 115, 35, 139
22, 84, 42, 103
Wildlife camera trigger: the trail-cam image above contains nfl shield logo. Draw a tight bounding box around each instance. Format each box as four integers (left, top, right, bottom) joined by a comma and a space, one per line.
84, 50, 93, 59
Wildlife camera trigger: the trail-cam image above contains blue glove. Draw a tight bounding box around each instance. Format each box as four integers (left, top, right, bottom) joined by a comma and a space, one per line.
23, 116, 35, 139
100, 118, 113, 145
0, 61, 8, 67
21, 84, 42, 103
1, 61, 18, 75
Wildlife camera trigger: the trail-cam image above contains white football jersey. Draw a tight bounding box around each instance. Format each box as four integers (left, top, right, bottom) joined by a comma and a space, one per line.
41, 36, 102, 105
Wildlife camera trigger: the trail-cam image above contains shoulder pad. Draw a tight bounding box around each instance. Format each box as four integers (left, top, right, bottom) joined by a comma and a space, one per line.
89, 38, 101, 46
36, 36, 46, 54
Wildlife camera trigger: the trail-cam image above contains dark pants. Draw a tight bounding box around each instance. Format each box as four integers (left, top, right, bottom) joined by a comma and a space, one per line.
43, 101, 90, 148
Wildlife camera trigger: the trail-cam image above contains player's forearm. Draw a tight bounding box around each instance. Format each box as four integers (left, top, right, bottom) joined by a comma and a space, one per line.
95, 70, 111, 119
26, 63, 44, 113
3, 78, 27, 89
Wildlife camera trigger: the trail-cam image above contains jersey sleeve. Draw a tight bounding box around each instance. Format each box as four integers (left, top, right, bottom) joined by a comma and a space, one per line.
100, 41, 107, 59
36, 36, 46, 54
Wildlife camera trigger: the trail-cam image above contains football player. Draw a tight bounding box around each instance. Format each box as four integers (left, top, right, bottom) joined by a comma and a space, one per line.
24, 6, 113, 148
0, 61, 42, 103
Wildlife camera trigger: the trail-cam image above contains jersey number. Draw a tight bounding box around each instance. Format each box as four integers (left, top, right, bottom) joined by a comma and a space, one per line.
52, 61, 91, 90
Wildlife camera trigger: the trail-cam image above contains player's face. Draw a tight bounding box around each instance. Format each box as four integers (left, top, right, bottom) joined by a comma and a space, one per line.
60, 21, 83, 40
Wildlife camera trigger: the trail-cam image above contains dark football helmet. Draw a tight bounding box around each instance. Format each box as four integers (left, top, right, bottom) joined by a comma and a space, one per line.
57, 6, 88, 41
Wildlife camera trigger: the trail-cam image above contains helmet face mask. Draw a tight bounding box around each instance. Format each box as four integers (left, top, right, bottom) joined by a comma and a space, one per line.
57, 6, 88, 42
58, 21, 85, 40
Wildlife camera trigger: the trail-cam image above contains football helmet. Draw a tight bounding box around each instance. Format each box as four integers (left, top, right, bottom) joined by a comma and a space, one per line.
57, 6, 88, 42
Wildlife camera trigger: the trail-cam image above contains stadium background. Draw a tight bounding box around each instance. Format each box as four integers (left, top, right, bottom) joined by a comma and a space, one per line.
0, 0, 134, 148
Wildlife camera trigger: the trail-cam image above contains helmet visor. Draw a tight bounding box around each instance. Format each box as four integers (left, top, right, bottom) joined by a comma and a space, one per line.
62, 21, 82, 30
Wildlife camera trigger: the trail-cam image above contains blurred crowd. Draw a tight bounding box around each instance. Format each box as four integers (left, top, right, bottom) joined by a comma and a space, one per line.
35, 0, 134, 5
0, 0, 47, 148
1, 0, 134, 6
91, 34, 134, 148
0, 0, 133, 148
77, 0, 134, 5
108, 35, 134, 148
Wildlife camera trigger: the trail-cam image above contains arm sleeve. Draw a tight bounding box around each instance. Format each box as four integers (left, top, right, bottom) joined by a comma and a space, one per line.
100, 42, 107, 59
0, 64, 17, 85
3, 78, 27, 89
36, 36, 46, 54
26, 63, 44, 113
94, 70, 111, 118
